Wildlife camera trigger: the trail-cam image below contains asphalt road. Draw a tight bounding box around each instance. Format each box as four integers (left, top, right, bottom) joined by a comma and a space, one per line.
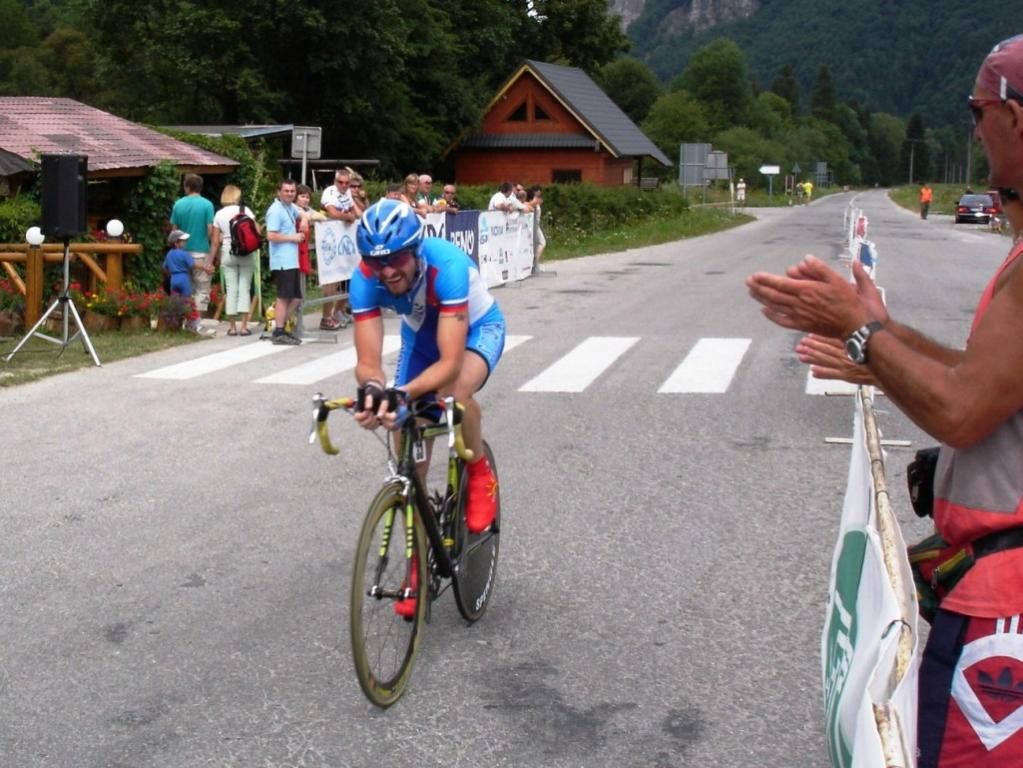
0, 190, 1009, 768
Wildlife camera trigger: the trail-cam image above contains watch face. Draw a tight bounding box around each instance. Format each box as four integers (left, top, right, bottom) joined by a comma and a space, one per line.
846, 337, 865, 364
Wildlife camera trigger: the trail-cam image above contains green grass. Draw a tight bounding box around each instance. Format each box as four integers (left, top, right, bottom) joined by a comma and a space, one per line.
545, 207, 752, 261
0, 327, 204, 388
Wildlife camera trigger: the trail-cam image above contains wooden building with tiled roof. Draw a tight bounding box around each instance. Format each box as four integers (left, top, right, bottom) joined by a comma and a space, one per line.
447, 60, 670, 187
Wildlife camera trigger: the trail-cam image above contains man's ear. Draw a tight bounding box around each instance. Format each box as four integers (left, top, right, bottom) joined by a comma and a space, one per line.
1009, 99, 1023, 131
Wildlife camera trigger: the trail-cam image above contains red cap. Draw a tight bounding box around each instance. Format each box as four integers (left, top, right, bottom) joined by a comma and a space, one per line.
976, 34, 1023, 99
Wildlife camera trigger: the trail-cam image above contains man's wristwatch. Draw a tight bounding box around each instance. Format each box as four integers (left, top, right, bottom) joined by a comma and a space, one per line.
845, 321, 884, 364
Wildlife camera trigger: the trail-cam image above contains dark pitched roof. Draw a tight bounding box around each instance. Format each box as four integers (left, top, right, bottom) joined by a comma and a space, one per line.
0, 97, 238, 176
459, 133, 599, 150
0, 148, 34, 176
522, 60, 670, 166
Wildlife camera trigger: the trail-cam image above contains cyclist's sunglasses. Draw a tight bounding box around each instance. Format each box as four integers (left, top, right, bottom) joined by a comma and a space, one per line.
363, 249, 413, 272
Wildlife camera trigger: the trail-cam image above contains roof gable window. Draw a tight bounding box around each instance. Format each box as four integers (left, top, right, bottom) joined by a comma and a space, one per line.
507, 102, 528, 122
534, 103, 552, 121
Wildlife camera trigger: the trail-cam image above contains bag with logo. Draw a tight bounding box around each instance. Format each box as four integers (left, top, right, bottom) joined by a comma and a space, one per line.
229, 202, 263, 256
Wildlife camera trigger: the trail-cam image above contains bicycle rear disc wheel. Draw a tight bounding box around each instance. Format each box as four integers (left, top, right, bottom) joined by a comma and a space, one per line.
350, 483, 429, 708
453, 441, 501, 622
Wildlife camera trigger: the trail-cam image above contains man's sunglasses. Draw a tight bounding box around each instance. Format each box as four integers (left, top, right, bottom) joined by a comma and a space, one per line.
363, 249, 413, 272
968, 79, 1023, 126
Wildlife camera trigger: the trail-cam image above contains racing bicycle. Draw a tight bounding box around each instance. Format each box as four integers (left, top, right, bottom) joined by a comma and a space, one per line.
310, 393, 501, 707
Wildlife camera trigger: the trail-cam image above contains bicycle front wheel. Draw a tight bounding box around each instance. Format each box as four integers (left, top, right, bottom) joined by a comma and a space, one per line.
350, 482, 429, 708
453, 441, 501, 622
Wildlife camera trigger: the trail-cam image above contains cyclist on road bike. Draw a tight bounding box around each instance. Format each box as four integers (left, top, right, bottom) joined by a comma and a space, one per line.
350, 199, 505, 539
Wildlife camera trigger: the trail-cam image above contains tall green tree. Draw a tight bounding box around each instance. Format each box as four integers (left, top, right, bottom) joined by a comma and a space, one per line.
748, 91, 792, 140
671, 38, 752, 132
900, 112, 931, 183
770, 63, 800, 115
520, 0, 630, 72
595, 57, 661, 123
810, 64, 836, 122
868, 113, 906, 187
641, 90, 710, 163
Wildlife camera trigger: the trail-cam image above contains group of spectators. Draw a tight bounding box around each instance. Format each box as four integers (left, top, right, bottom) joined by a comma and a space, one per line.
488, 180, 546, 273
163, 170, 547, 342
385, 173, 462, 215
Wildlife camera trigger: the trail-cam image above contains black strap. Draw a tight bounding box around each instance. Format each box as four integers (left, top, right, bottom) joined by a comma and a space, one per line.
973, 526, 1023, 558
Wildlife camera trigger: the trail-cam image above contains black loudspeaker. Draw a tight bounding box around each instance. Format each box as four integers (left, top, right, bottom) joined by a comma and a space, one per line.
41, 154, 88, 239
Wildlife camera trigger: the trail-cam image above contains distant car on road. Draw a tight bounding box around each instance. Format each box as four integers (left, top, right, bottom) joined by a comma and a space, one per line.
955, 193, 998, 224
986, 189, 1004, 214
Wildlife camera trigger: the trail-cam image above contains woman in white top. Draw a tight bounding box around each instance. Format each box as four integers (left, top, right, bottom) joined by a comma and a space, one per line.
213, 184, 261, 336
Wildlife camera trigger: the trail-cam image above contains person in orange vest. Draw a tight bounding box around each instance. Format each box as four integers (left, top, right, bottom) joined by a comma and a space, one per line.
919, 182, 934, 219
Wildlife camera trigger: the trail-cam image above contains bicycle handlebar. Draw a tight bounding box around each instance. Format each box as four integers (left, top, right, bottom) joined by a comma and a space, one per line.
308, 393, 474, 461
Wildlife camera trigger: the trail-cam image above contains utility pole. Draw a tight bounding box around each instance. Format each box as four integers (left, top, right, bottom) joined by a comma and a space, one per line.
966, 124, 973, 186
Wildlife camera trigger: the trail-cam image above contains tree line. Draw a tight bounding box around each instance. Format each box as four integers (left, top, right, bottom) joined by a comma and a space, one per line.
1, 1, 973, 187
598, 39, 976, 189
0, 0, 627, 177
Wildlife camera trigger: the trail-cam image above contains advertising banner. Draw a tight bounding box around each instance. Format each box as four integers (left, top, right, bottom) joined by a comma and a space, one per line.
313, 220, 360, 286
477, 211, 534, 287
443, 211, 480, 264
316, 210, 533, 291
822, 394, 918, 767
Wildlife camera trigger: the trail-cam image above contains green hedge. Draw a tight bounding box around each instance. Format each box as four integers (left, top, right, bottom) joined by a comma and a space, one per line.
0, 196, 41, 244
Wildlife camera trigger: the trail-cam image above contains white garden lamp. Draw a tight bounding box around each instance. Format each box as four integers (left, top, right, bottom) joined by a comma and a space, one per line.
25, 226, 44, 246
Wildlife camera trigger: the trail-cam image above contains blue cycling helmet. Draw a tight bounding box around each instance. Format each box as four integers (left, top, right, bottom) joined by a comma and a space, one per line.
356, 200, 423, 257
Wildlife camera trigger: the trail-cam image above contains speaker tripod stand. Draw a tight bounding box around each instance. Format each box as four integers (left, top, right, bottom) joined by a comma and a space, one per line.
3, 238, 101, 366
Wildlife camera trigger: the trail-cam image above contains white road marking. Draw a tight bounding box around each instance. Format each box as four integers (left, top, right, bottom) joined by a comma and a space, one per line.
658, 338, 751, 393
805, 370, 859, 396
133, 342, 292, 380
255, 336, 402, 385
502, 335, 532, 353
519, 336, 639, 392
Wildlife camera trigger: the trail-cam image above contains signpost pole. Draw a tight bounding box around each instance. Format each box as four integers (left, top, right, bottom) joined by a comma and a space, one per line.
291, 126, 322, 189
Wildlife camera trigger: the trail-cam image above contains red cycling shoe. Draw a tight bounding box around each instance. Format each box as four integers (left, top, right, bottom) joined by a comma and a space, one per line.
465, 457, 498, 533
394, 554, 419, 620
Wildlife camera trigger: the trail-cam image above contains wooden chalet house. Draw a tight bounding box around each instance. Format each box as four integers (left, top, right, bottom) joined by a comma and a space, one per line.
447, 60, 670, 187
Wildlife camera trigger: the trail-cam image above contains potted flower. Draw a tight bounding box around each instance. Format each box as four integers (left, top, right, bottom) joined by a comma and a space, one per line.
207, 283, 223, 319
115, 290, 154, 332
153, 292, 195, 332
82, 289, 120, 331
0, 278, 24, 338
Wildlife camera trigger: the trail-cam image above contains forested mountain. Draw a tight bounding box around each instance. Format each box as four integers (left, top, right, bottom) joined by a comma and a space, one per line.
620, 0, 1017, 131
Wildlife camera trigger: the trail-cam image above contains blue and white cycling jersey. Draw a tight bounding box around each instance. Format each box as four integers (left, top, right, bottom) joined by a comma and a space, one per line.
349, 237, 505, 380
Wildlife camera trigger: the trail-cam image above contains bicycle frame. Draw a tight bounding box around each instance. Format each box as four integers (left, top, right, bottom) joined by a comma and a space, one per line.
387, 416, 463, 581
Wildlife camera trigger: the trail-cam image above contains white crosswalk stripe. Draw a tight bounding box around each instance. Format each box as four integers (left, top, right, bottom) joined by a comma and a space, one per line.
255, 336, 401, 385
518, 336, 639, 392
133, 342, 292, 380
131, 333, 822, 398
502, 335, 532, 353
658, 338, 751, 394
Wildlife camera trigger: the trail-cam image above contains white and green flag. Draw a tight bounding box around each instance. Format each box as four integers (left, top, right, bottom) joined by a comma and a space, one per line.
822, 392, 920, 767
